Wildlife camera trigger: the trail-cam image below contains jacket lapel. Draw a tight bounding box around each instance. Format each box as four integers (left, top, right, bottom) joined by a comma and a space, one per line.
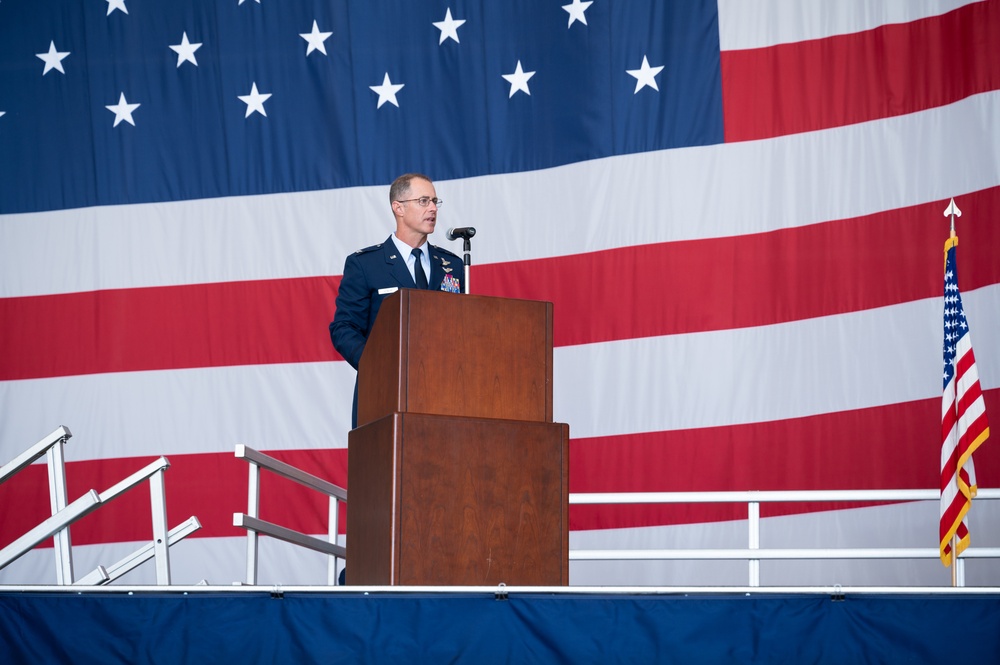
382, 236, 416, 288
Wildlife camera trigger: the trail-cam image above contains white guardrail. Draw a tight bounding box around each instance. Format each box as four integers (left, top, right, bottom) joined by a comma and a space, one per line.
233, 444, 347, 586
6, 431, 996, 589
569, 489, 1000, 587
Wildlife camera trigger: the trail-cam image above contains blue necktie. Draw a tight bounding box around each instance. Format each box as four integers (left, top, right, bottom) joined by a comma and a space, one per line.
412, 247, 428, 289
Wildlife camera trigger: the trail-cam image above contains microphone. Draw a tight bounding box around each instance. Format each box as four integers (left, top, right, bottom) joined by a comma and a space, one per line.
446, 227, 476, 241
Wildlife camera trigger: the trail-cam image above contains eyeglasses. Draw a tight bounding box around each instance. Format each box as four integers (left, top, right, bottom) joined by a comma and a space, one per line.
395, 197, 443, 208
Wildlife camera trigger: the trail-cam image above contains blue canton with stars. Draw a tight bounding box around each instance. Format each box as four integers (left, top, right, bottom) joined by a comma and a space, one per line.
943, 242, 971, 389
0, 0, 723, 214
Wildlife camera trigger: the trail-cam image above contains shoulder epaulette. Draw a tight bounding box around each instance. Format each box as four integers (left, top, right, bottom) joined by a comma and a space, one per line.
431, 244, 462, 260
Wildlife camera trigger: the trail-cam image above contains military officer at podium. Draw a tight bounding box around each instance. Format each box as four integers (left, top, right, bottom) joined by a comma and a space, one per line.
330, 173, 465, 429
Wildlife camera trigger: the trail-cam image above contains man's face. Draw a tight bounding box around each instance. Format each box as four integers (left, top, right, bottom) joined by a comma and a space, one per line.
395, 178, 438, 239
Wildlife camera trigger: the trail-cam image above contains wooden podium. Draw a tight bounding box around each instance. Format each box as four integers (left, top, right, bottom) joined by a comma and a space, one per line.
347, 289, 569, 585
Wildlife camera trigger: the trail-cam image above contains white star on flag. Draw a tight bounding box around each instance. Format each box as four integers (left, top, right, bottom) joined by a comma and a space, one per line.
105, 93, 140, 127
36, 41, 70, 76
562, 0, 593, 28
106, 0, 128, 16
169, 32, 202, 68
238, 0, 261, 5
238, 82, 272, 118
626, 55, 664, 93
300, 20, 332, 56
433, 8, 466, 45
0, 112, 5, 119
502, 60, 535, 98
370, 73, 404, 109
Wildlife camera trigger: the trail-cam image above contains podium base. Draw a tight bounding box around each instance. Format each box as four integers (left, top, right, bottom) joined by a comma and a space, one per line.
347, 412, 569, 586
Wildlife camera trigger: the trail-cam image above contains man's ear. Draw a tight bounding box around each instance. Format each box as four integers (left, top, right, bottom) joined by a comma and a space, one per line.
390, 201, 402, 217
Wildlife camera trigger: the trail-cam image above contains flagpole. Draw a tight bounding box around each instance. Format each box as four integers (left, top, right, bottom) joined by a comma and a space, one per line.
944, 198, 961, 588
951, 535, 958, 587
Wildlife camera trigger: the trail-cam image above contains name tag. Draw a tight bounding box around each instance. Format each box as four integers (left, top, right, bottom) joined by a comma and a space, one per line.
377, 287, 398, 295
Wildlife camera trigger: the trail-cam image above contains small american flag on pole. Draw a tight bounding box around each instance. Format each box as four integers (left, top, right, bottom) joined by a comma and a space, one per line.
940, 211, 991, 567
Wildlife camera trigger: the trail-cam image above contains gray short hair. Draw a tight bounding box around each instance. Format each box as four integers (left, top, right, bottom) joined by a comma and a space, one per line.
389, 173, 432, 205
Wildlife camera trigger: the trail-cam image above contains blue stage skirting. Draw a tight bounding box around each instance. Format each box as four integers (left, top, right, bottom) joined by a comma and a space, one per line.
2, 590, 999, 664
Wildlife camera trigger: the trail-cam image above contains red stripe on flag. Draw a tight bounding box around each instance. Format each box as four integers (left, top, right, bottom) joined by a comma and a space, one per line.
721, 0, 1000, 142
956, 351, 987, 414
477, 190, 1000, 346
941, 444, 961, 492
4, 190, 999, 380
3, 390, 997, 546
0, 276, 342, 380
572, 390, 1000, 531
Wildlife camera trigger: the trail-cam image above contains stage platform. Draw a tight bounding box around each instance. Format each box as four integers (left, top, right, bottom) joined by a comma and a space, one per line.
2, 586, 999, 663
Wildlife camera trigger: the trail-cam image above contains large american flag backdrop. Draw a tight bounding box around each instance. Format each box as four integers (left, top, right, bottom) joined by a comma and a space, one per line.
2, 0, 999, 586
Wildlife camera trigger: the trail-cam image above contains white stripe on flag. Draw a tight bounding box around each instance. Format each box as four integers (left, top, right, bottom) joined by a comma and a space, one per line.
557, 286, 1000, 440
3, 92, 1000, 298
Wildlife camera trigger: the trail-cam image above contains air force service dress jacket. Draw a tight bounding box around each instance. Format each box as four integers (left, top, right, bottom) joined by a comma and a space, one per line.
330, 235, 465, 427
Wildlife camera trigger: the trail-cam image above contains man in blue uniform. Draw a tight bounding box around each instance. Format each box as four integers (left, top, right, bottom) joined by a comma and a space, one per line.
330, 173, 465, 428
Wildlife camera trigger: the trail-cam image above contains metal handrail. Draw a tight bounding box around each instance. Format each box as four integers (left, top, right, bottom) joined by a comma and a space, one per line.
233, 444, 347, 586
569, 488, 1000, 587
0, 427, 75, 582
0, 426, 72, 485
571, 489, 1000, 503
1, 428, 199, 585
75, 517, 203, 586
